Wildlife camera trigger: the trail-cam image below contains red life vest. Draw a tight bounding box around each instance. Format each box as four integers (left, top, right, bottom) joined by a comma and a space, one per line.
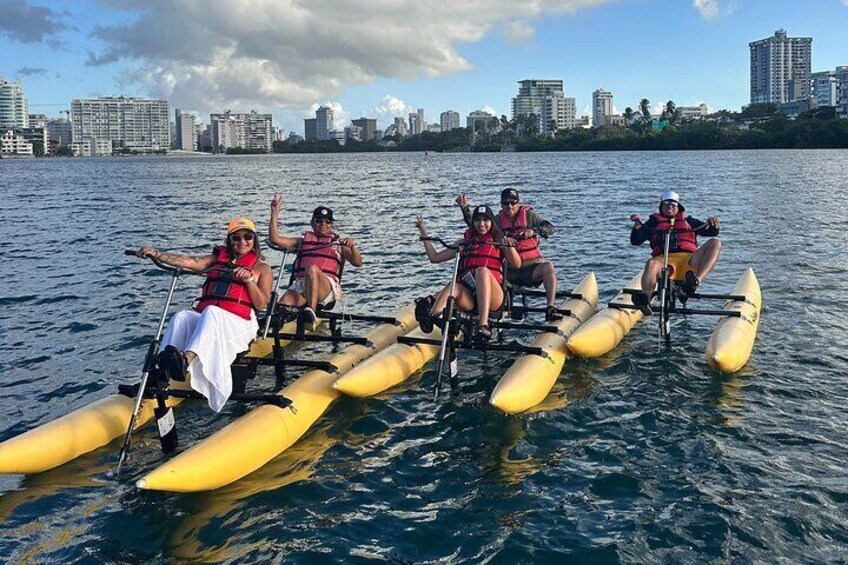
292, 230, 344, 282
498, 205, 543, 262
196, 246, 259, 320
649, 212, 698, 256
459, 229, 504, 284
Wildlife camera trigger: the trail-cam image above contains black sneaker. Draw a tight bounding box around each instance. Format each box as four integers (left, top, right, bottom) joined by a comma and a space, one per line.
545, 305, 564, 322
683, 271, 701, 297
415, 296, 435, 333
631, 291, 653, 316
158, 345, 186, 382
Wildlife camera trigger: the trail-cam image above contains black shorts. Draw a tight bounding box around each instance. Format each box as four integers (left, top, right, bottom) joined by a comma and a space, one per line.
506, 263, 543, 288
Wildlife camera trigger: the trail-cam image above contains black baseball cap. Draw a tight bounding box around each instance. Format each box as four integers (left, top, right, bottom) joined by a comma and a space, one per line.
311, 206, 334, 222
471, 205, 495, 221
500, 188, 519, 203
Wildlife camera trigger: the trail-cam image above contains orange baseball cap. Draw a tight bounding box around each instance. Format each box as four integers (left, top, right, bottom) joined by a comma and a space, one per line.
227, 217, 256, 235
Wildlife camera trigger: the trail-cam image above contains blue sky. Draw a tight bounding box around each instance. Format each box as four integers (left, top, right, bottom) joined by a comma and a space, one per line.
1, 0, 846, 133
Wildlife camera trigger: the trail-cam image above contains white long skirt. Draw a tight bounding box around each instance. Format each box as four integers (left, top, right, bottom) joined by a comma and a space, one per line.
161, 305, 258, 412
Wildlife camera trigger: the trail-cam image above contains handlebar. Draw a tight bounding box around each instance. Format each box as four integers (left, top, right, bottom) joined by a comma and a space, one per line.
267, 238, 350, 253
419, 235, 515, 250
125, 249, 217, 276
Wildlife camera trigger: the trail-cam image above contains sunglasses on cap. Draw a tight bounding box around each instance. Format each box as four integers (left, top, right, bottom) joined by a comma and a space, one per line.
229, 232, 255, 243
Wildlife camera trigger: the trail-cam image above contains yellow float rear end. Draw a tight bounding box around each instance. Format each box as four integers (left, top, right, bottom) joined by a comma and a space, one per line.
566, 271, 645, 358
706, 268, 761, 372
490, 273, 598, 414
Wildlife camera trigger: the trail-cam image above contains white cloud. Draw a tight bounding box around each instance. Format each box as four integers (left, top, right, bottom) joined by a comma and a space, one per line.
481, 105, 500, 117
693, 0, 719, 20
87, 1, 614, 116
502, 21, 536, 44
369, 95, 413, 123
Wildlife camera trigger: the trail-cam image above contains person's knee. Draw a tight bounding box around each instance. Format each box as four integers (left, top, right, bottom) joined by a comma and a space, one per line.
475, 266, 492, 281
305, 264, 322, 278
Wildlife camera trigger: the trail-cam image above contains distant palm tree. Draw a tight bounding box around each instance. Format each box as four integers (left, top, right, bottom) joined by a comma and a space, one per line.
665, 100, 676, 124
623, 107, 634, 124
639, 99, 651, 122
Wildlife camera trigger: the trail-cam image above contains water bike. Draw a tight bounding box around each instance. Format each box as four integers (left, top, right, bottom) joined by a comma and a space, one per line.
0, 244, 417, 483
333, 236, 600, 414
567, 220, 761, 372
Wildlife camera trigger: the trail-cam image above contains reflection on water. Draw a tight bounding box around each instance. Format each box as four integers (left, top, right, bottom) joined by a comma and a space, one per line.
2, 150, 848, 562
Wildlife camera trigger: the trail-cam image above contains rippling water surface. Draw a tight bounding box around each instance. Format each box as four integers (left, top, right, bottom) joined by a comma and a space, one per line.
1, 151, 847, 563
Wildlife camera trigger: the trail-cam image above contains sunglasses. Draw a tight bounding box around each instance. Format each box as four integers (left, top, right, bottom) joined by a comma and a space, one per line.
662, 201, 679, 207
501, 201, 518, 206
229, 232, 255, 243
312, 219, 332, 225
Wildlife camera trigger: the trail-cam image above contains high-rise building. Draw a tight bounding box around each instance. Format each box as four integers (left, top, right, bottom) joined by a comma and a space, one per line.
440, 111, 460, 132
315, 106, 333, 141
47, 111, 72, 146
592, 89, 613, 128
749, 29, 812, 105
0, 77, 29, 129
811, 70, 838, 107
174, 109, 197, 151
837, 66, 848, 119
540, 94, 575, 135
71, 96, 169, 152
512, 79, 574, 134
351, 117, 377, 141
394, 116, 408, 137
466, 110, 499, 133
209, 110, 273, 152
304, 118, 317, 141
408, 108, 424, 135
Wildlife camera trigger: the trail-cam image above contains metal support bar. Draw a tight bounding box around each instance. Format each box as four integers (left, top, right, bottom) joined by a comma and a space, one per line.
513, 288, 582, 299
273, 333, 368, 345
398, 335, 544, 356
118, 384, 293, 408
690, 292, 748, 301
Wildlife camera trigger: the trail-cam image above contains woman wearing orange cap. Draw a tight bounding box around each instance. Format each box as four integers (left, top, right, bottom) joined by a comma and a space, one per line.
137, 217, 272, 412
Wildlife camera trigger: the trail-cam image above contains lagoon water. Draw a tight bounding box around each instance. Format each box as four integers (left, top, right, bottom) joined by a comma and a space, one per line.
1, 150, 847, 563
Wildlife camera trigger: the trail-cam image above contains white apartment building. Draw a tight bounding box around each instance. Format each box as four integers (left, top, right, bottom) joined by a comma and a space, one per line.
677, 103, 710, 121
210, 110, 273, 152
466, 110, 499, 133
315, 106, 333, 141
811, 70, 838, 107
408, 108, 425, 135
540, 93, 575, 135
750, 29, 812, 105
1, 129, 33, 156
512, 79, 574, 134
592, 89, 613, 128
71, 138, 113, 157
393, 116, 408, 137
47, 112, 72, 146
837, 66, 848, 119
0, 78, 29, 129
174, 109, 197, 151
440, 111, 460, 132
71, 96, 169, 152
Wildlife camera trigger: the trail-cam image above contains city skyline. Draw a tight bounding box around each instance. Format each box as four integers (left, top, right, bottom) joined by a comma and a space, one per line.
2, 1, 847, 133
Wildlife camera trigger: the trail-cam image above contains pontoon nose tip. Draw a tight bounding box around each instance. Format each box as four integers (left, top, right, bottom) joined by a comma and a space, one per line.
135, 478, 148, 490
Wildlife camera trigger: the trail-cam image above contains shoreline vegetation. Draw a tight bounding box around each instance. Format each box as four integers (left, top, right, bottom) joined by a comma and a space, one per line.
269, 104, 848, 155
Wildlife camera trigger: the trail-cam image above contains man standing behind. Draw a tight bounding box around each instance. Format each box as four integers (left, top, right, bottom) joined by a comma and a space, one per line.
458, 188, 562, 321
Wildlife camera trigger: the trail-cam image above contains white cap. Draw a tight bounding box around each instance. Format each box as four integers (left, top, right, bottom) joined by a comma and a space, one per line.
661, 190, 680, 203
